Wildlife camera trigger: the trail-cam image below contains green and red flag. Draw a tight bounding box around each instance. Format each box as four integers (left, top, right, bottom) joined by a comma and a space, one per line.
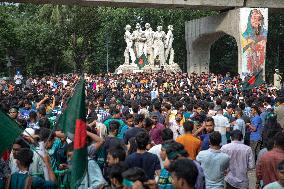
242, 69, 265, 90
57, 79, 87, 189
135, 53, 148, 69
0, 109, 23, 156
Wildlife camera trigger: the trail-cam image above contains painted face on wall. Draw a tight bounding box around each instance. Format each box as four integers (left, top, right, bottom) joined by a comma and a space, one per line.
251, 10, 263, 35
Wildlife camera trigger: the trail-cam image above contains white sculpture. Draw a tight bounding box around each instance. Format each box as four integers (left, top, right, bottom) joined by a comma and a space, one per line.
132, 23, 145, 58
143, 23, 154, 65
165, 25, 174, 64
153, 26, 166, 66
124, 25, 136, 65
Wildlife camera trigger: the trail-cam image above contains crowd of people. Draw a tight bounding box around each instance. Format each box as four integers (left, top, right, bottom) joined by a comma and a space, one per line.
0, 71, 284, 189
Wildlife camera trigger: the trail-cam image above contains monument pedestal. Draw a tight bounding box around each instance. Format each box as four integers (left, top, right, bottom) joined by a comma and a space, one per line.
115, 63, 182, 74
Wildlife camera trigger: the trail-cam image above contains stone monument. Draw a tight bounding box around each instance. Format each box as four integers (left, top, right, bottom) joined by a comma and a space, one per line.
116, 23, 181, 74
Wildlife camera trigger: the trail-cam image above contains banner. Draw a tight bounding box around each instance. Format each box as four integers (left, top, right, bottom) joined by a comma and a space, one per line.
240, 8, 268, 77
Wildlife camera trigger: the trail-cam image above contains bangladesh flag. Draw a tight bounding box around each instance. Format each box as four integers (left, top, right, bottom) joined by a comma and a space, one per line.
0, 109, 23, 156
57, 79, 87, 189
135, 53, 148, 69
242, 69, 265, 90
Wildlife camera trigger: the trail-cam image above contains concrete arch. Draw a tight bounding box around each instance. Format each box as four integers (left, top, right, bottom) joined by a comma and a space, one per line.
185, 9, 243, 75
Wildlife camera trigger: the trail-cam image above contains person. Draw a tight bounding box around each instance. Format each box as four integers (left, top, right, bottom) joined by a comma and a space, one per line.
169, 111, 184, 140
221, 130, 255, 189
196, 131, 230, 189
275, 96, 284, 130
5, 148, 56, 189
103, 108, 128, 139
248, 105, 262, 161
274, 69, 282, 90
168, 159, 199, 189
149, 112, 165, 145
123, 114, 145, 145
176, 121, 201, 160
149, 128, 173, 169
263, 160, 284, 189
212, 109, 230, 145
108, 163, 128, 189
159, 140, 205, 189
125, 131, 160, 180
194, 117, 215, 151
256, 132, 284, 187
232, 108, 246, 142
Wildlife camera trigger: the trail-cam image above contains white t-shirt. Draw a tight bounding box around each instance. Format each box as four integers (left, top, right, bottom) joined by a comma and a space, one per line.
213, 114, 230, 135
148, 144, 163, 169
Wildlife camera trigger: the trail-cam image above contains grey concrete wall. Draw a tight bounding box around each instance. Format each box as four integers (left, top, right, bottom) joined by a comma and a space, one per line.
2, 0, 284, 9
185, 9, 243, 75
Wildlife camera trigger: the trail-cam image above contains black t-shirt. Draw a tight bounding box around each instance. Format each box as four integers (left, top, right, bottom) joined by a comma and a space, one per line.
125, 152, 161, 180
123, 127, 145, 144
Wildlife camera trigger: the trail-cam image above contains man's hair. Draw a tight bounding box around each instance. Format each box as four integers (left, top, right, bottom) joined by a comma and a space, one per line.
108, 163, 128, 184
14, 148, 33, 168
274, 132, 284, 150
135, 131, 150, 150
205, 117, 214, 124
122, 167, 147, 183
227, 104, 235, 109
39, 127, 55, 142
169, 159, 198, 187
125, 114, 133, 120
107, 146, 126, 162
109, 120, 120, 133
14, 138, 30, 149
230, 130, 243, 141
234, 108, 243, 116
161, 128, 173, 141
209, 131, 221, 146
162, 140, 188, 160
134, 114, 145, 125
131, 102, 139, 114
183, 121, 194, 133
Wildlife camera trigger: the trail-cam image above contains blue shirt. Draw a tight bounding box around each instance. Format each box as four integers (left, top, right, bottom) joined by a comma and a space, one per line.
196, 149, 230, 189
250, 115, 262, 141
200, 134, 210, 151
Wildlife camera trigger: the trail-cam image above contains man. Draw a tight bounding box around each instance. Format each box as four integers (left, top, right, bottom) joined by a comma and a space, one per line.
125, 131, 160, 180
248, 105, 262, 161
103, 107, 128, 139
274, 69, 282, 90
196, 131, 230, 189
176, 121, 201, 160
168, 159, 199, 189
6, 148, 56, 189
149, 112, 165, 145
221, 130, 255, 189
169, 111, 184, 140
123, 114, 145, 145
149, 128, 173, 169
103, 121, 125, 154
213, 109, 230, 145
263, 160, 284, 189
194, 117, 215, 151
232, 108, 246, 142
256, 132, 284, 187
275, 96, 284, 130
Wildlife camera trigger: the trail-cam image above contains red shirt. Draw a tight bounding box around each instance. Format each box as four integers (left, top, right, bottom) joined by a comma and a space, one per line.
256, 148, 284, 186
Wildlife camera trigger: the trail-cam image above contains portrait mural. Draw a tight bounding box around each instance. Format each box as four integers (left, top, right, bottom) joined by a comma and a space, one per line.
240, 8, 268, 77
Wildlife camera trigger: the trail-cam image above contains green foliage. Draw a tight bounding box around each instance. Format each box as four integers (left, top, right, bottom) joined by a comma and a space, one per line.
0, 4, 283, 78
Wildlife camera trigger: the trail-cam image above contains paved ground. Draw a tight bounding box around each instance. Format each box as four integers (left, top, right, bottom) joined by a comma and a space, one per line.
248, 170, 256, 189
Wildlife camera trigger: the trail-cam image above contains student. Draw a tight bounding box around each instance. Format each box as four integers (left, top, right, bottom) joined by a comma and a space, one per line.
168, 159, 199, 189
5, 148, 56, 189
221, 130, 255, 189
125, 132, 160, 180
196, 131, 230, 189
263, 160, 284, 189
